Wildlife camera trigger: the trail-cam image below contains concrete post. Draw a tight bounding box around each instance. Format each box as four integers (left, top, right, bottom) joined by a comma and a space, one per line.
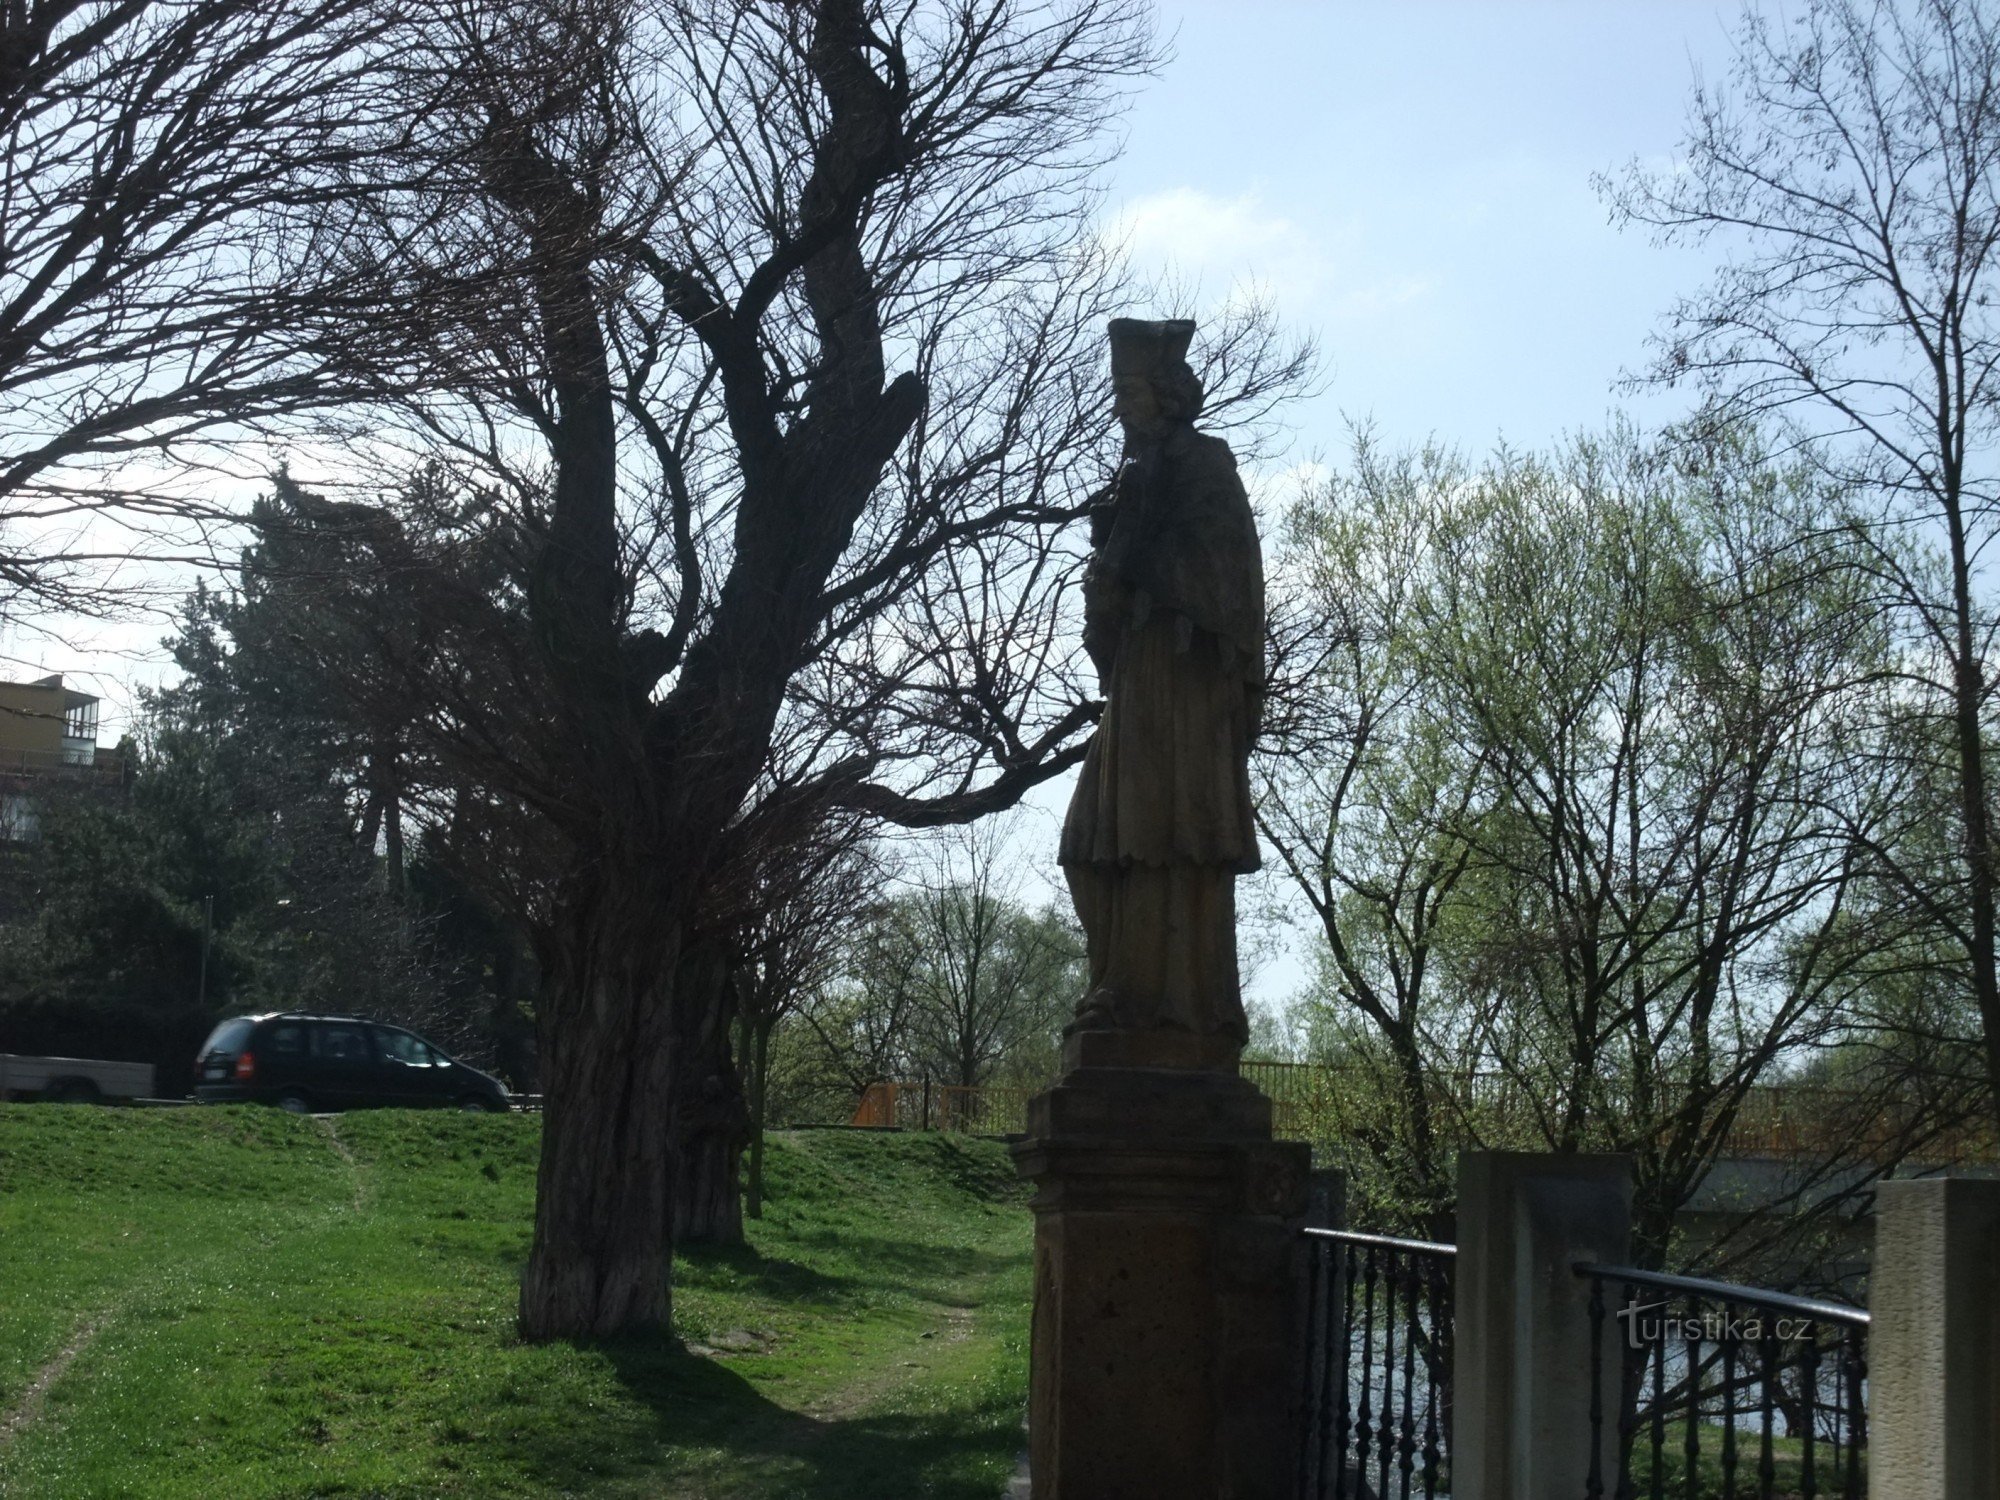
1451, 1150, 1632, 1500
1870, 1177, 2000, 1500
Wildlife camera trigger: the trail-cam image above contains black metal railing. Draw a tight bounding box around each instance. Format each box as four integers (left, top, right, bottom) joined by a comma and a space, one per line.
1299, 1227, 1455, 1500
1575, 1263, 1869, 1500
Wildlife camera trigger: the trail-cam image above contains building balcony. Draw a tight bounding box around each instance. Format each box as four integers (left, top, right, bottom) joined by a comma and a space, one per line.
0, 745, 124, 778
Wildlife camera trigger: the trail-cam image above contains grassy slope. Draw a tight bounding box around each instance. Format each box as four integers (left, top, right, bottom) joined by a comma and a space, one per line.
0, 1108, 1031, 1499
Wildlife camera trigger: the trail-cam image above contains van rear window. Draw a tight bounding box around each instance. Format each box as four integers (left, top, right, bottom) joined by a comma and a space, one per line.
201, 1018, 255, 1056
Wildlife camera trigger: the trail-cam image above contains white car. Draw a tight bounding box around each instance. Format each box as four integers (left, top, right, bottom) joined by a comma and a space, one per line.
0, 1053, 157, 1103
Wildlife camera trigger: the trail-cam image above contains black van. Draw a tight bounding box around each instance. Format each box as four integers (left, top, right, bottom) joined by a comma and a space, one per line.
193, 1014, 510, 1114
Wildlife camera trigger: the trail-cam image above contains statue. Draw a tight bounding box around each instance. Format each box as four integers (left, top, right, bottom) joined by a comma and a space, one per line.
1060, 317, 1264, 1049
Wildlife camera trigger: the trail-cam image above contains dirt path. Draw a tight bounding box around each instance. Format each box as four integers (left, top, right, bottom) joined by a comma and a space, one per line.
805, 1298, 980, 1422
0, 1118, 367, 1458
0, 1313, 106, 1449
313, 1115, 370, 1213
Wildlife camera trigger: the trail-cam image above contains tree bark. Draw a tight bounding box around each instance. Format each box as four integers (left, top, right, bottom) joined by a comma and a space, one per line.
518, 891, 681, 1340
672, 1124, 745, 1246
746, 1016, 772, 1220
498, 102, 694, 1337
669, 946, 749, 1247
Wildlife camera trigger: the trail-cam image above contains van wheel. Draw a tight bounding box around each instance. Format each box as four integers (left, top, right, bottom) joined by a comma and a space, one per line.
276, 1090, 314, 1114
44, 1078, 100, 1104
458, 1096, 495, 1113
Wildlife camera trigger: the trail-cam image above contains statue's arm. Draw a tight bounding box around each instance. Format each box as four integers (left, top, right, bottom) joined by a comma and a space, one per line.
1098, 451, 1163, 582
1082, 451, 1166, 680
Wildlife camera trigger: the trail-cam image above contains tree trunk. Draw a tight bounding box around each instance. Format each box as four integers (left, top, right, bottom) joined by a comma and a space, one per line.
669, 946, 750, 1247
746, 1018, 772, 1219
518, 898, 681, 1340
489, 933, 540, 1093
673, 1127, 744, 1246
367, 743, 406, 896
384, 787, 405, 896
1946, 495, 2000, 1139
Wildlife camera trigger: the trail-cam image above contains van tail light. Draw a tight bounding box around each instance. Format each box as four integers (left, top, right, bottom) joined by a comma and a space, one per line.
233, 1052, 256, 1081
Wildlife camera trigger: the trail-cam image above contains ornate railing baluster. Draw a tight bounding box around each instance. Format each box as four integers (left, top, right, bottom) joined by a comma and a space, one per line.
1420, 1253, 1444, 1496
1586, 1274, 1608, 1500
1298, 1227, 1455, 1500
1843, 1320, 1866, 1500
1356, 1244, 1378, 1485
1570, 1263, 1869, 1500
1688, 1312, 1704, 1496
1399, 1253, 1419, 1499
1684, 1309, 1702, 1500
1800, 1329, 1820, 1500
1830, 1326, 1845, 1494
1759, 1323, 1778, 1500
1650, 1318, 1667, 1500
1617, 1278, 1639, 1500
1720, 1313, 1739, 1500
1376, 1248, 1398, 1500
1320, 1236, 1341, 1495
1334, 1241, 1358, 1500
1299, 1231, 1325, 1496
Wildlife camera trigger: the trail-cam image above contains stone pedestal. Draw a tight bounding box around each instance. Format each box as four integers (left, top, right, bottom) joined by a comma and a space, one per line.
1011, 1034, 1309, 1499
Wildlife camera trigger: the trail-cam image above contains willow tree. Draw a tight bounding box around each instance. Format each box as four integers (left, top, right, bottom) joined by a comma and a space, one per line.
1606, 0, 2000, 1132
1257, 427, 1953, 1269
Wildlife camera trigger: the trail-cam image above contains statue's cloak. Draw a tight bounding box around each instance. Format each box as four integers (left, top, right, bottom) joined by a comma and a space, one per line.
1061, 424, 1263, 873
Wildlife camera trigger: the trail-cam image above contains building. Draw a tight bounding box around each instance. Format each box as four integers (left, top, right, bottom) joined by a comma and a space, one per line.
0, 675, 125, 843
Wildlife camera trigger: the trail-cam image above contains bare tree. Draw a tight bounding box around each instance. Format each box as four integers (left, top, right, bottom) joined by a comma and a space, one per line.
1604, 0, 2000, 1129
796, 893, 928, 1106
290, 0, 1308, 1337
729, 819, 881, 1217
896, 819, 1079, 1095
1, 0, 392, 614
663, 795, 877, 1246
773, 822, 1077, 1129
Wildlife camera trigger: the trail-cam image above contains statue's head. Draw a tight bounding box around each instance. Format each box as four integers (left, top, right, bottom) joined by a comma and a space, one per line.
1109, 317, 1204, 435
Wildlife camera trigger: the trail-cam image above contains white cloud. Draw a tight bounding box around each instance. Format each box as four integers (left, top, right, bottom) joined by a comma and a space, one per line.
1108, 187, 1331, 305
1242, 455, 1331, 520
1106, 186, 1431, 324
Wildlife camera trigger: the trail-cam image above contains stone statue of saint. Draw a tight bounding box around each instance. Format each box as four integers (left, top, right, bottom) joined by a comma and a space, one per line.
1060, 317, 1264, 1050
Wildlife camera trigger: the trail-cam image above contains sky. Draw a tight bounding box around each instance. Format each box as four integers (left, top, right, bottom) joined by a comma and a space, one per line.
1109, 0, 1750, 458
16, 0, 1771, 1006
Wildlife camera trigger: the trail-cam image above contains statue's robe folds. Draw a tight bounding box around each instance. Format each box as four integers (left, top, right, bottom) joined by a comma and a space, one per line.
1060, 423, 1264, 1041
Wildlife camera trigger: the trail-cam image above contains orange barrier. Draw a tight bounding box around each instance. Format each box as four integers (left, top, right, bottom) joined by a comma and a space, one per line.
846, 1080, 1034, 1133
850, 1081, 898, 1128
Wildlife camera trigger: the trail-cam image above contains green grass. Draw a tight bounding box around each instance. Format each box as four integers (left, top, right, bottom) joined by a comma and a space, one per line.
1622, 1421, 1861, 1500
0, 1107, 1033, 1498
